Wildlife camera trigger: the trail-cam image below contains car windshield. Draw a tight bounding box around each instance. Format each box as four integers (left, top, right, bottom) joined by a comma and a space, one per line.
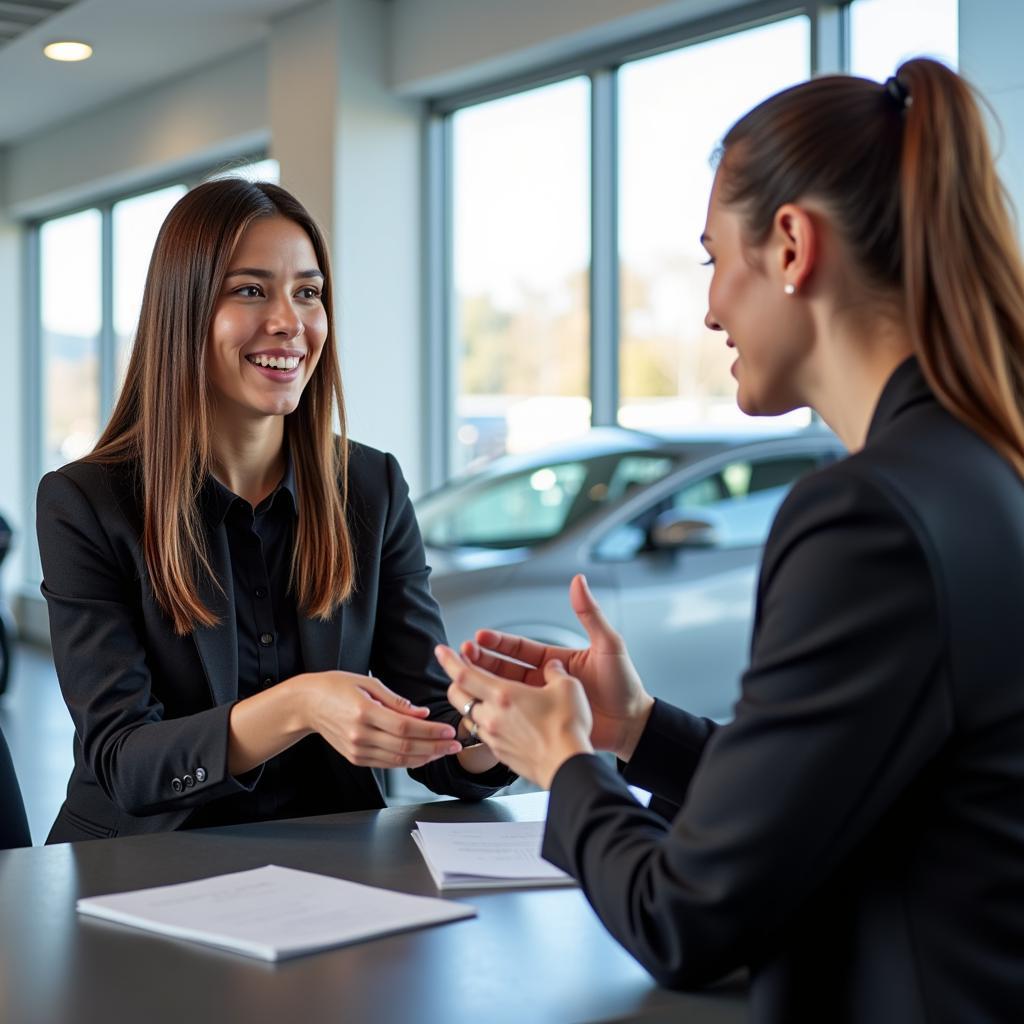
418, 452, 676, 549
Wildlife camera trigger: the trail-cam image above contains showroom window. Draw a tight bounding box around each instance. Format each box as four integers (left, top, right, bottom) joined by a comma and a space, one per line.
430, 0, 958, 486
26, 156, 279, 577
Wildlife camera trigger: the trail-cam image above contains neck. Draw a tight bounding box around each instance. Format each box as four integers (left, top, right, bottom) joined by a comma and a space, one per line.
803, 309, 914, 451
210, 411, 287, 507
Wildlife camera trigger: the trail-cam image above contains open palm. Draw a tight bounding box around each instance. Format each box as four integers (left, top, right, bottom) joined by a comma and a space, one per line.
463, 575, 653, 758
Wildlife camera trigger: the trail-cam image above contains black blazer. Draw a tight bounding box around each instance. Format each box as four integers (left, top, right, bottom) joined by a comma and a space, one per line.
38, 442, 511, 843
542, 358, 1024, 1023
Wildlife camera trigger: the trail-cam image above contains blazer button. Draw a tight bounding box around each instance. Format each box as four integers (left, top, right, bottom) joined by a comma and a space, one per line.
259, 632, 274, 646
195, 767, 207, 783
183, 773, 195, 788
261, 677, 273, 688
171, 777, 183, 793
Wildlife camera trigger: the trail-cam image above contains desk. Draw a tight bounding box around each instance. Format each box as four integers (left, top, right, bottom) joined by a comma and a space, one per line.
0, 793, 745, 1024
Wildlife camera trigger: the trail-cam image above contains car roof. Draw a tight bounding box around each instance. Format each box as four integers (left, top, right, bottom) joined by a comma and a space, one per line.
424, 424, 836, 496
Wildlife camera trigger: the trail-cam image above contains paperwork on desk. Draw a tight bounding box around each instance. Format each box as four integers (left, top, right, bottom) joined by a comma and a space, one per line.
412, 820, 575, 891
76, 864, 475, 961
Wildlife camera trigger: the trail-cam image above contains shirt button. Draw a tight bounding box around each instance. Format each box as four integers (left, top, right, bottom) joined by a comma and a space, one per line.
254, 587, 267, 599
261, 677, 273, 688
171, 777, 183, 794
195, 767, 207, 783
259, 632, 274, 646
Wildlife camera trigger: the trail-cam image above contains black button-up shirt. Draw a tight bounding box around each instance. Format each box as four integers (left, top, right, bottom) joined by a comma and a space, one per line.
185, 456, 330, 828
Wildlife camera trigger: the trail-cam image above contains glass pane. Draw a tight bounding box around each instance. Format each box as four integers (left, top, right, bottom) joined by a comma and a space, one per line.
40, 209, 102, 471
113, 184, 187, 387
452, 77, 591, 474
850, 0, 958, 81
618, 17, 812, 437
420, 461, 588, 549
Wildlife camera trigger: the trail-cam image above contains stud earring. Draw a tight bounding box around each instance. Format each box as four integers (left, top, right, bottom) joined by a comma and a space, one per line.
784, 283, 796, 296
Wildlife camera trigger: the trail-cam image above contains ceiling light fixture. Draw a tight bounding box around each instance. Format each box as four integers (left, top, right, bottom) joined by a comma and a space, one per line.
43, 41, 93, 62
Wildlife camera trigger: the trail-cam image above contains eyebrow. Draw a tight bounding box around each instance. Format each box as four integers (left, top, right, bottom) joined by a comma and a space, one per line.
224, 267, 324, 280
699, 233, 712, 245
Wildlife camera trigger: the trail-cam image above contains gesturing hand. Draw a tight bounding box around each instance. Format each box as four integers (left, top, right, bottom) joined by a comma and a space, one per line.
436, 645, 593, 790
461, 574, 654, 761
303, 671, 462, 769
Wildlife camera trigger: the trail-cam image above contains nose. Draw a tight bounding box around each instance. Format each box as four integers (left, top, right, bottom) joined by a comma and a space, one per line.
705, 308, 723, 332
266, 296, 304, 338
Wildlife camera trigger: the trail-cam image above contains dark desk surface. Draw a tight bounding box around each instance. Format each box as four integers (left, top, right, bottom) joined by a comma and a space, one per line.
0, 793, 746, 1024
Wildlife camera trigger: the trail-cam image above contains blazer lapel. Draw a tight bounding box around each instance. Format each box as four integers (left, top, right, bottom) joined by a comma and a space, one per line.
298, 606, 345, 673
192, 521, 239, 707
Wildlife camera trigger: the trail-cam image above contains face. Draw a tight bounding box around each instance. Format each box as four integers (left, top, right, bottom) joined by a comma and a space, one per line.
701, 170, 812, 416
207, 215, 328, 422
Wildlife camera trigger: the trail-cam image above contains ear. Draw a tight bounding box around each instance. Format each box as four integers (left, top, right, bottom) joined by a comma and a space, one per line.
772, 203, 818, 292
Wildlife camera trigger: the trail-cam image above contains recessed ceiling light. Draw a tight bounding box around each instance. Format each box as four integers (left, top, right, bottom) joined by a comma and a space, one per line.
43, 41, 93, 63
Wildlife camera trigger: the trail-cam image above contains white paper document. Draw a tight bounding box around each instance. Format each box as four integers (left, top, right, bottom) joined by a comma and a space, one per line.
76, 864, 475, 961
412, 820, 575, 891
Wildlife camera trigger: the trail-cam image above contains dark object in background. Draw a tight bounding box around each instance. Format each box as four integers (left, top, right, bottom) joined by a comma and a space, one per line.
0, 723, 29, 848
0, 515, 13, 697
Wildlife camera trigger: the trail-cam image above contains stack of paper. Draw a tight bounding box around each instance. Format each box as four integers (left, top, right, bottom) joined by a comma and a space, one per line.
76, 864, 475, 961
412, 820, 576, 891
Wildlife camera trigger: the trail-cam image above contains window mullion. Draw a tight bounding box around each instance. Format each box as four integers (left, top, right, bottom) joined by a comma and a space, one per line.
426, 112, 454, 491
589, 67, 620, 428
810, 2, 848, 75
99, 205, 115, 422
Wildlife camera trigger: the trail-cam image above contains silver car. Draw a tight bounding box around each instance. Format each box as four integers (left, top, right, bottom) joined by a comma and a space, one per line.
418, 427, 844, 723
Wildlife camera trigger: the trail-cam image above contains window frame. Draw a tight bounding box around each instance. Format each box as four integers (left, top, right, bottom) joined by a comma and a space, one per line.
425, 0, 853, 489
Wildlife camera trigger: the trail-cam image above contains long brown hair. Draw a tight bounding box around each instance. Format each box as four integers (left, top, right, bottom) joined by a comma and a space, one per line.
89, 178, 355, 635
716, 57, 1024, 476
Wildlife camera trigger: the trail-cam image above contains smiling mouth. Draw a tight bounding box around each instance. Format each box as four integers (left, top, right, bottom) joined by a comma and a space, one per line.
246, 354, 304, 372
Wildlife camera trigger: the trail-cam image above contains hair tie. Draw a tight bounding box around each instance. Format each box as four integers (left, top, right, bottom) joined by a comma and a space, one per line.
884, 76, 912, 111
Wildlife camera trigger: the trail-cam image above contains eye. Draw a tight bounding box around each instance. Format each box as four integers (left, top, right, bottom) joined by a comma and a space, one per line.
296, 286, 322, 300
701, 257, 715, 267
233, 284, 264, 298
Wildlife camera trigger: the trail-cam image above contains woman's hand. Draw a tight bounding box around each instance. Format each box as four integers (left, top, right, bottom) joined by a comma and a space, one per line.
298, 671, 463, 768
436, 645, 593, 789
461, 574, 655, 762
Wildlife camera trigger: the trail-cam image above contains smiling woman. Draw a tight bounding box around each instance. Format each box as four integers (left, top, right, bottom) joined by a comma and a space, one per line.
35, 178, 514, 844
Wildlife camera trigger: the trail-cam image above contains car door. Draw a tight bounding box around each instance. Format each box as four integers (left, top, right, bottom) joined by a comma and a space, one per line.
592, 446, 832, 722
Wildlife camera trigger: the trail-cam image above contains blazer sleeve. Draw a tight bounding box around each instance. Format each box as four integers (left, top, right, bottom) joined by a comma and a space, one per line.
368, 452, 516, 798
541, 466, 951, 989
37, 470, 262, 818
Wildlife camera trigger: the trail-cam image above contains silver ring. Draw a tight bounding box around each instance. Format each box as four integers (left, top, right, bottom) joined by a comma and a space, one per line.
462, 697, 480, 723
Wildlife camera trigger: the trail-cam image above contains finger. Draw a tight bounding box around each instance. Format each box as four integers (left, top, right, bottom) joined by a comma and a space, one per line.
347, 743, 454, 769
434, 645, 510, 704
360, 676, 431, 718
473, 629, 559, 668
362, 700, 457, 741
461, 641, 536, 684
569, 574, 622, 652
351, 730, 463, 761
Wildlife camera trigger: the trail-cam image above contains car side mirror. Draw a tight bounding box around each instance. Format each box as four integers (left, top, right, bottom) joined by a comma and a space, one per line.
648, 510, 717, 551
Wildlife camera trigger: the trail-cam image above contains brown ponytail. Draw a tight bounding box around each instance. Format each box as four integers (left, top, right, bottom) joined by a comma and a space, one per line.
717, 58, 1024, 477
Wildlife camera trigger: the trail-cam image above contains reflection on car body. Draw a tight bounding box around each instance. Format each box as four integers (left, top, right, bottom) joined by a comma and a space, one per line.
417, 427, 844, 723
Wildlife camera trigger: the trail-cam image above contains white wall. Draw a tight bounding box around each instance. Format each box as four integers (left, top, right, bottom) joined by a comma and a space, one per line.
0, 152, 23, 601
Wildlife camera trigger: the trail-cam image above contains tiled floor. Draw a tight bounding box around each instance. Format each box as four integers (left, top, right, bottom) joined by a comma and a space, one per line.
0, 641, 532, 845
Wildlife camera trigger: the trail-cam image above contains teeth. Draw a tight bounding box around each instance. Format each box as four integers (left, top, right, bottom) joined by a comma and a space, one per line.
249, 355, 300, 370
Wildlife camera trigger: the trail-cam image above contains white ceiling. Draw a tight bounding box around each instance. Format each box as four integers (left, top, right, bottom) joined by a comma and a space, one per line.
0, 0, 313, 144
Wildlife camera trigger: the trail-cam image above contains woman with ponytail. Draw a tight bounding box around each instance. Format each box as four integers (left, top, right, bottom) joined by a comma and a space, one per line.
38, 178, 510, 843
437, 59, 1024, 1021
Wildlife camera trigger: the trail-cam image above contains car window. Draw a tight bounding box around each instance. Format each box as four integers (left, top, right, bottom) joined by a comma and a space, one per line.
419, 461, 589, 549
592, 455, 675, 504
594, 454, 821, 560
